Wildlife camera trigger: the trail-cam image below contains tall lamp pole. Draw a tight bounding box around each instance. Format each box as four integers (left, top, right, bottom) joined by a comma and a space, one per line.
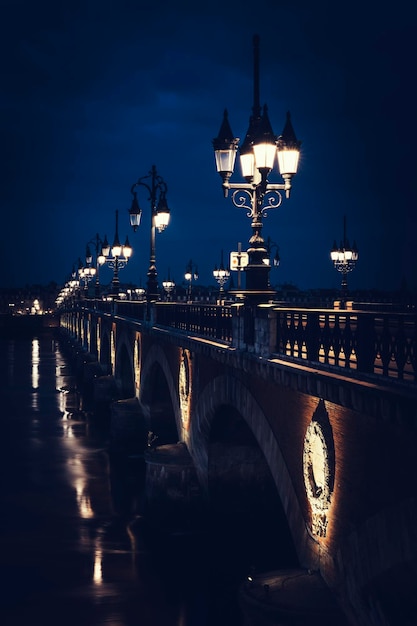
128, 165, 170, 303
162, 269, 176, 301
101, 210, 132, 296
330, 216, 358, 308
213, 250, 230, 298
84, 233, 107, 297
184, 260, 198, 303
213, 35, 301, 303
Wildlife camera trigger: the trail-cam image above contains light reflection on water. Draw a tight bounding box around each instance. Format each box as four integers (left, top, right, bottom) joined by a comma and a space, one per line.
0, 333, 247, 626
31, 338, 39, 410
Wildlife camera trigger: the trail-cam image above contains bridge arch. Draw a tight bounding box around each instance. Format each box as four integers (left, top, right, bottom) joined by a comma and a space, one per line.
190, 374, 308, 565
98, 325, 111, 373
140, 343, 182, 444
115, 331, 135, 398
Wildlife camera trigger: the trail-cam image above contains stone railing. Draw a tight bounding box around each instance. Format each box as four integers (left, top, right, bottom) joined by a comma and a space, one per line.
272, 307, 416, 383
154, 302, 233, 343
60, 299, 416, 384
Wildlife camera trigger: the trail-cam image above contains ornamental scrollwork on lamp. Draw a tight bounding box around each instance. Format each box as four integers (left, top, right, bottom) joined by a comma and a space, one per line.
230, 187, 283, 218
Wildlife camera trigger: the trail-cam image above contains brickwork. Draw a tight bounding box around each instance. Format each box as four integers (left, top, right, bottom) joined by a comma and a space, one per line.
62, 307, 417, 625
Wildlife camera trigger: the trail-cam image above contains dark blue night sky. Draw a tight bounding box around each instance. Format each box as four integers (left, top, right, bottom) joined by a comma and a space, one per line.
1, 0, 416, 293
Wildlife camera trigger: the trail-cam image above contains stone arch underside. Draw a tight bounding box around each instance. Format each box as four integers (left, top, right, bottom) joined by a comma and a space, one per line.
115, 336, 135, 398
140, 343, 181, 445
190, 373, 312, 567
99, 329, 111, 372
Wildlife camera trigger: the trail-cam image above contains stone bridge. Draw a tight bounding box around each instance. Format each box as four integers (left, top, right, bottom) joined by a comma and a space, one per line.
59, 299, 417, 626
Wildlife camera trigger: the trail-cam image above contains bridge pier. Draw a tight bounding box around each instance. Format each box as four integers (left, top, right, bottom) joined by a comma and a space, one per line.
239, 568, 349, 626
58, 303, 417, 626
93, 375, 120, 416
110, 397, 148, 451
144, 442, 203, 531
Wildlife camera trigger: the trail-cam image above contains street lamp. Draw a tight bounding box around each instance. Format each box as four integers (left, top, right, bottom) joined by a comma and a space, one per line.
56, 263, 81, 306
162, 269, 176, 301
213, 250, 230, 297
184, 260, 198, 303
78, 256, 96, 294
102, 210, 132, 296
83, 234, 107, 297
129, 164, 170, 302
212, 35, 301, 302
330, 216, 358, 308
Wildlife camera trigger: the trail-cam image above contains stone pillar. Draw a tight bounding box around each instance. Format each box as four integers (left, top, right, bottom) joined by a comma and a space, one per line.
231, 303, 245, 349
253, 305, 277, 356
110, 397, 149, 451
93, 375, 119, 417
144, 442, 203, 530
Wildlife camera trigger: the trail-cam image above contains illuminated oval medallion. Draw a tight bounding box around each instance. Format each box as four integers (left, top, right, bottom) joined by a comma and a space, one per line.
303, 400, 335, 538
179, 350, 191, 430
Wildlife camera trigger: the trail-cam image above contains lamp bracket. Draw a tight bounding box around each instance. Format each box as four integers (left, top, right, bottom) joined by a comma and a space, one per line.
231, 186, 283, 218
131, 166, 168, 208
105, 259, 128, 270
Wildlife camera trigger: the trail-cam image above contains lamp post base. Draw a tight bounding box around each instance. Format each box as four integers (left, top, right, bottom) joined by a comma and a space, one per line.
229, 288, 276, 304
146, 270, 159, 303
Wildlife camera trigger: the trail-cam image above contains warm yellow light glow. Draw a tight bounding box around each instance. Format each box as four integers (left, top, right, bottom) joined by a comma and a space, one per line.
96, 323, 100, 356
277, 148, 299, 175
303, 414, 333, 538
110, 328, 116, 375
253, 142, 276, 171
239, 151, 255, 179
179, 351, 191, 431
32, 339, 39, 390
75, 477, 94, 518
134, 335, 141, 394
123, 244, 132, 258
93, 549, 103, 584
154, 210, 170, 232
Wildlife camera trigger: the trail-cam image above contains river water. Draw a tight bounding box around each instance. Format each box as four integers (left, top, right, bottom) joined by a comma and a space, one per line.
0, 330, 250, 626
0, 328, 298, 626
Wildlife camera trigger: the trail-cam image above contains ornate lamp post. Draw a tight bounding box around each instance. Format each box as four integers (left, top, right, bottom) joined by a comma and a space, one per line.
330, 216, 358, 308
213, 250, 230, 297
128, 165, 170, 302
162, 270, 176, 301
184, 260, 198, 302
56, 263, 81, 306
213, 35, 301, 302
70, 261, 82, 295
78, 259, 96, 294
102, 210, 132, 296
84, 233, 107, 297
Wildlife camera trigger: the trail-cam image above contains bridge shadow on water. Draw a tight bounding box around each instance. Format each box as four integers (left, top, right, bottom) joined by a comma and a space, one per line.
0, 330, 299, 626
